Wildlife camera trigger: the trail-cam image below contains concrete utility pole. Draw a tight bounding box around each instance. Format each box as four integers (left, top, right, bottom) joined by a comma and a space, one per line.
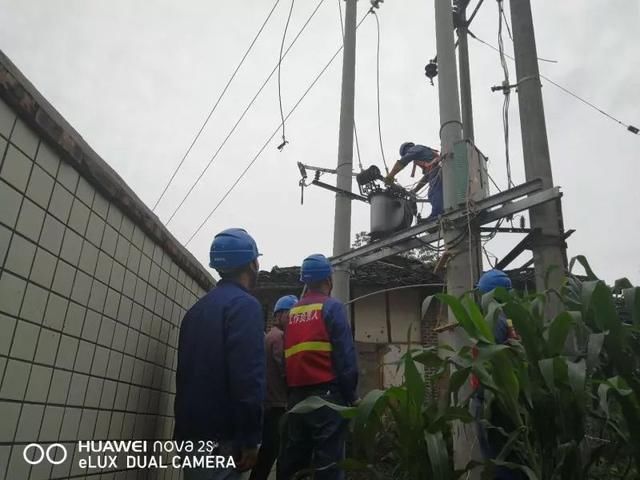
455, 1, 484, 287
332, 0, 357, 305
434, 0, 480, 471
509, 0, 566, 308
456, 5, 474, 142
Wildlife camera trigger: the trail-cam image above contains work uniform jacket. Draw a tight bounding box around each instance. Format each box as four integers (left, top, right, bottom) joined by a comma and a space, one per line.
284, 292, 358, 405
399, 144, 443, 215
174, 280, 265, 450
264, 326, 287, 409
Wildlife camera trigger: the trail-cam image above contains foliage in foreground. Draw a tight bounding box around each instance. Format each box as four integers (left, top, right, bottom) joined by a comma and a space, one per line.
290, 256, 640, 479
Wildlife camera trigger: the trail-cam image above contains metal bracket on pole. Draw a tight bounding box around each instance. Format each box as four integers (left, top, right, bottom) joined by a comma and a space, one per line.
331, 179, 562, 268
311, 179, 369, 203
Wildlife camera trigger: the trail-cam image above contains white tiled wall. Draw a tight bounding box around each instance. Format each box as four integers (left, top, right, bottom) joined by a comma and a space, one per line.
0, 98, 207, 480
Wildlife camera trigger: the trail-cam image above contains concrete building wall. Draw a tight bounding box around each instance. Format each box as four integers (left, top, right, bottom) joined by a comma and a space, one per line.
0, 53, 212, 480
352, 287, 434, 390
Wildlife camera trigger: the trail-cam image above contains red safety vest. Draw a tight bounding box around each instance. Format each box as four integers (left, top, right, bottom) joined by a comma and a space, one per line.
284, 293, 336, 387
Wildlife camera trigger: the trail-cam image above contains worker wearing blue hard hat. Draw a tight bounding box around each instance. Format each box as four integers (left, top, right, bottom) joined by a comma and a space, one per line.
477, 269, 512, 294
278, 254, 358, 480
384, 141, 444, 220
473, 269, 524, 480
250, 295, 298, 480
175, 228, 265, 479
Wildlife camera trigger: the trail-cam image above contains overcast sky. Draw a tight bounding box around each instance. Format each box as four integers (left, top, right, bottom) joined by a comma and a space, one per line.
1, 0, 638, 284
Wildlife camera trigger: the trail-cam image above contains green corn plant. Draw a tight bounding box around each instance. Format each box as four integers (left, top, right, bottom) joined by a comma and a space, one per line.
289, 347, 475, 480
562, 256, 640, 474
423, 288, 631, 478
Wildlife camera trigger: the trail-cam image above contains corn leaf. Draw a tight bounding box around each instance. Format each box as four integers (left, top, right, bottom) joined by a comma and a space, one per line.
622, 287, 640, 327
463, 295, 495, 343
436, 293, 477, 339
288, 396, 357, 418
586, 332, 607, 370
569, 255, 599, 280
425, 430, 450, 480
545, 311, 575, 356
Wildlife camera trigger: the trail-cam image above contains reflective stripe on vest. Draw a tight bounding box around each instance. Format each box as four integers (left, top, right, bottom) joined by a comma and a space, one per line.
284, 295, 336, 387
284, 341, 332, 358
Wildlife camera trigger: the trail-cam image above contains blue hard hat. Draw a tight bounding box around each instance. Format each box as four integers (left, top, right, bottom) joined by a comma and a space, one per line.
399, 141, 415, 157
273, 295, 298, 314
477, 269, 512, 294
300, 254, 332, 283
209, 228, 261, 272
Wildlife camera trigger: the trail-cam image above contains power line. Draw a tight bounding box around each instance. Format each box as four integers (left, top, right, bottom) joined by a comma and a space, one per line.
497, 0, 515, 188
469, 30, 639, 136
185, 12, 371, 246
277, 0, 296, 150
371, 9, 389, 174
337, 0, 363, 170
163, 0, 328, 226
151, 0, 281, 212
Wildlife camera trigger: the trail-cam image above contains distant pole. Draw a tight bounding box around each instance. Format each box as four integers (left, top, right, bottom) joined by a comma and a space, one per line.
332, 0, 357, 305
509, 0, 566, 310
434, 0, 480, 471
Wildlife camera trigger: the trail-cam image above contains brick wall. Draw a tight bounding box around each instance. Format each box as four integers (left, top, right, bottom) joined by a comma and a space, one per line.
0, 68, 211, 479
421, 296, 442, 405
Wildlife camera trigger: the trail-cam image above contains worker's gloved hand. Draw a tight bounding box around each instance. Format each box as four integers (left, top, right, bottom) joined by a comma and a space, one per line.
235, 447, 259, 472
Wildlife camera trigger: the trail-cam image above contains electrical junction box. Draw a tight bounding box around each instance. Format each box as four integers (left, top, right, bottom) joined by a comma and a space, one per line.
446, 140, 490, 208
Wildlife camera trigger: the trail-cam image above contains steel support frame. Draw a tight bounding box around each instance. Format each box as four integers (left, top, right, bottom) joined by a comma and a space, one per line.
331, 179, 561, 268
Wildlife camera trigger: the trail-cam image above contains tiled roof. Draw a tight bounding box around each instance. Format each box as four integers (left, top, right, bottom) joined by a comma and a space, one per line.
257, 255, 443, 289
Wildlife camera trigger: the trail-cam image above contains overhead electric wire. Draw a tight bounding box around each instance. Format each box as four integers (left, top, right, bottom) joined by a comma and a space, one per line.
500, 5, 512, 40
185, 12, 372, 246
497, 0, 515, 188
371, 10, 389, 174
163, 0, 328, 226
151, 0, 281, 212
277, 0, 296, 150
337, 0, 363, 170
468, 31, 639, 136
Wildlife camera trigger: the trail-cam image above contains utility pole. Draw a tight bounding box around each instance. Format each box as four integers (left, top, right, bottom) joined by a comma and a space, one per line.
332, 0, 357, 305
509, 0, 566, 309
456, 2, 474, 142
434, 0, 480, 471
455, 0, 484, 287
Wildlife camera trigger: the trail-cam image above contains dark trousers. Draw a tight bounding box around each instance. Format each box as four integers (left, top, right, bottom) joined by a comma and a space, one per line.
250, 407, 286, 480
278, 388, 347, 480
427, 173, 443, 217
473, 396, 524, 480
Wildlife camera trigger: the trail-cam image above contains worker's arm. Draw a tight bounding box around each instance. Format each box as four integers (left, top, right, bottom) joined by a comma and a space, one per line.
272, 330, 286, 379
384, 161, 407, 184
324, 299, 359, 404
225, 296, 266, 451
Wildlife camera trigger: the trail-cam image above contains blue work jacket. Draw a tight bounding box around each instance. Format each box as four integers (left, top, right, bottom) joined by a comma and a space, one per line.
174, 279, 265, 450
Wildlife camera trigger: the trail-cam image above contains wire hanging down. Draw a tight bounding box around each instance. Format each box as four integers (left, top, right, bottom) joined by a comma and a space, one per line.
371, 9, 389, 174
185, 12, 372, 246
163, 0, 328, 226
497, 0, 515, 188
469, 31, 639, 136
151, 0, 282, 212
277, 0, 296, 151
